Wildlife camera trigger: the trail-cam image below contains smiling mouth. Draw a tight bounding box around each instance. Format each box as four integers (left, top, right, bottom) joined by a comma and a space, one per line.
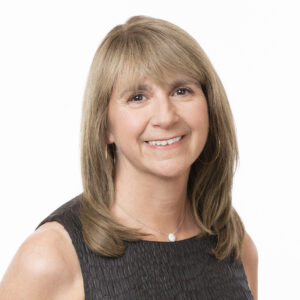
145, 135, 185, 146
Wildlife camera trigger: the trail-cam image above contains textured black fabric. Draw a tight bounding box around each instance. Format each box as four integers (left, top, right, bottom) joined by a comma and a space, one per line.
36, 194, 253, 300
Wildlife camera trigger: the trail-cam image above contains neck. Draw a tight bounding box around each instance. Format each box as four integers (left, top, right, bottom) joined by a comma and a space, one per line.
110, 161, 198, 240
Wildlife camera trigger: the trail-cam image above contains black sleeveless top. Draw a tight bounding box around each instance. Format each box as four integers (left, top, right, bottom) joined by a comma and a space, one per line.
36, 194, 253, 299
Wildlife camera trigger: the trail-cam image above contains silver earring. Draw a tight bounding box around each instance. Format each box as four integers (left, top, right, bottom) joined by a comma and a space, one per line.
105, 144, 108, 160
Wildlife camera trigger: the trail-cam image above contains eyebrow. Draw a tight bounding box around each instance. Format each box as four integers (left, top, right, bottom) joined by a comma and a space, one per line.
119, 79, 201, 98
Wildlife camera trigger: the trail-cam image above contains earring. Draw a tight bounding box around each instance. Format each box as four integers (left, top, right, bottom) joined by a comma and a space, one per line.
105, 144, 108, 160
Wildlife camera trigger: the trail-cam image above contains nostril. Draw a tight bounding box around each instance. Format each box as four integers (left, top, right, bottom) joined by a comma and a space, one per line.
150, 105, 179, 128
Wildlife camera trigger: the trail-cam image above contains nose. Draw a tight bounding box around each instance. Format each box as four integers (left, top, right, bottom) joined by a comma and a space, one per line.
150, 93, 180, 129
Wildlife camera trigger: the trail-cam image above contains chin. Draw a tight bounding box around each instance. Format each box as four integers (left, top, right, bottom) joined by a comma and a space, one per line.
149, 164, 190, 180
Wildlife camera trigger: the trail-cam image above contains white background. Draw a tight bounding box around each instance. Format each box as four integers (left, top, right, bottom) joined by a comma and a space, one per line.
0, 1, 299, 299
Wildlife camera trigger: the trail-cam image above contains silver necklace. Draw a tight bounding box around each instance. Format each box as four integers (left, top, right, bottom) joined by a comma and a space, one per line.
115, 202, 188, 242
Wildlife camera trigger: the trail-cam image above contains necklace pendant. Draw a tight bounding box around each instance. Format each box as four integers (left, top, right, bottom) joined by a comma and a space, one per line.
168, 233, 176, 242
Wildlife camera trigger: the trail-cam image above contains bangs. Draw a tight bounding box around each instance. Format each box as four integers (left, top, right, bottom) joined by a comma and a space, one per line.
109, 30, 206, 95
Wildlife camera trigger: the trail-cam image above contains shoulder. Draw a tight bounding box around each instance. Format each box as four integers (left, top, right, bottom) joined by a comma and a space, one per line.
241, 231, 258, 299
0, 221, 84, 300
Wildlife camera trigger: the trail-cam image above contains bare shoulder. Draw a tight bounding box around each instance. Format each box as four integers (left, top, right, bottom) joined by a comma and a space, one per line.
0, 222, 84, 300
241, 231, 259, 299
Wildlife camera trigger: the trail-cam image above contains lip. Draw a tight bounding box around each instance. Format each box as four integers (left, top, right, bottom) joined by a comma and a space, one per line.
145, 135, 185, 142
144, 135, 186, 149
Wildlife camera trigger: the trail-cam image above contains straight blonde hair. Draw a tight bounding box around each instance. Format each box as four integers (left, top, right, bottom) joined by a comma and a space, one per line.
80, 15, 244, 260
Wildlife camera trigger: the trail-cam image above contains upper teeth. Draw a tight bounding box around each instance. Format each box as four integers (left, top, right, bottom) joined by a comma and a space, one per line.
148, 136, 183, 146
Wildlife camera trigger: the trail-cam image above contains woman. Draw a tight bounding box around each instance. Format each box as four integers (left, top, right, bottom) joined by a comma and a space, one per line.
0, 15, 258, 299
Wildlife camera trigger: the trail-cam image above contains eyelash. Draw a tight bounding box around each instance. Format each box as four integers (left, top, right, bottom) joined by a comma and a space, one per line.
128, 87, 193, 103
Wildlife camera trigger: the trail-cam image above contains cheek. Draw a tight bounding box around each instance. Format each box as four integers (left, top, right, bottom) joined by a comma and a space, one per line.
185, 102, 209, 133
109, 110, 147, 144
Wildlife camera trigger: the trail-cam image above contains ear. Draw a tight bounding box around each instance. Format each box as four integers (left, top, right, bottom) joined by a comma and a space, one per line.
106, 128, 115, 144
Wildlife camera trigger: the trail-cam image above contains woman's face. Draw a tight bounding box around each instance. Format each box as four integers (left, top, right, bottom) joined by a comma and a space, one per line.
107, 73, 209, 179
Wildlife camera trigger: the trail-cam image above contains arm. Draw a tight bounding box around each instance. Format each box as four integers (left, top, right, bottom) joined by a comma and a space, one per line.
241, 231, 259, 300
0, 222, 83, 300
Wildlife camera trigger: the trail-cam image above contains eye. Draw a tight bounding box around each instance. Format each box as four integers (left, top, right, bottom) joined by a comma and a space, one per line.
174, 87, 192, 96
128, 93, 145, 103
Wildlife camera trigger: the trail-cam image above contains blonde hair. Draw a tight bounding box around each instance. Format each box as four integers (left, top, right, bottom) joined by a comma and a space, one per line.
80, 15, 244, 260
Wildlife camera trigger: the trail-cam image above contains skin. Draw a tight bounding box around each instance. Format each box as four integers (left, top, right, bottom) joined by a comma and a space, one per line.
0, 74, 258, 299
0, 222, 84, 300
107, 74, 210, 237
242, 232, 259, 299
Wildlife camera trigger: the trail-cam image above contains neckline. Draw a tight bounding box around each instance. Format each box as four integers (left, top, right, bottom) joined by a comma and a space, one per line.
134, 233, 204, 244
